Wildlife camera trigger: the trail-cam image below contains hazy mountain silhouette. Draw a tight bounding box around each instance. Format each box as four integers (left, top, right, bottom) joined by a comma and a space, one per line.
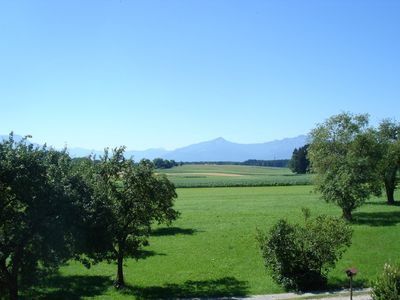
1, 134, 308, 161
161, 135, 308, 161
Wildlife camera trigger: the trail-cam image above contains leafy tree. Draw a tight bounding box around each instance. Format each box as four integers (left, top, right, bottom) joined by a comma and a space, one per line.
0, 134, 91, 300
257, 210, 352, 291
375, 119, 400, 205
152, 158, 177, 169
289, 144, 310, 174
83, 147, 179, 288
308, 113, 381, 220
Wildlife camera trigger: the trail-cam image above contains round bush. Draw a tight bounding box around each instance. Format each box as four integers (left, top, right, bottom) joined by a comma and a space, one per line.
257, 211, 352, 291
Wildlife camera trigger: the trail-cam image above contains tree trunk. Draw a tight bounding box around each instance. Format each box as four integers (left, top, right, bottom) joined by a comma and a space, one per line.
8, 246, 22, 300
383, 166, 398, 205
9, 276, 18, 300
384, 178, 396, 205
342, 208, 352, 222
385, 185, 395, 205
115, 253, 124, 289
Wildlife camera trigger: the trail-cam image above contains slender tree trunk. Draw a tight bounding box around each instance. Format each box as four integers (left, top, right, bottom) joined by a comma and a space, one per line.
115, 253, 124, 288
385, 185, 395, 205
8, 246, 23, 300
384, 177, 396, 205
342, 208, 352, 222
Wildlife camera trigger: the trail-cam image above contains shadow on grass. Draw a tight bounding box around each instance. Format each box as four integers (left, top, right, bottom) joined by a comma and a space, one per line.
352, 211, 400, 226
135, 249, 166, 259
282, 174, 307, 177
327, 276, 369, 290
289, 277, 370, 297
367, 201, 400, 207
23, 275, 112, 300
121, 277, 249, 299
151, 227, 200, 237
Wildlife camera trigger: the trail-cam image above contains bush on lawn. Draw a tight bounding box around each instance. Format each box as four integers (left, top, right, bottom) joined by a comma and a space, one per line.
257, 209, 352, 291
371, 263, 400, 300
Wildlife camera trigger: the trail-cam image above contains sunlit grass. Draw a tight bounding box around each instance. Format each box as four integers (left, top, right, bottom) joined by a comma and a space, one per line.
28, 186, 400, 299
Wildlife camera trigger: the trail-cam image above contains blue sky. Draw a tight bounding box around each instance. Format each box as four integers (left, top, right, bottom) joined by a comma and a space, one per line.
1, 0, 399, 150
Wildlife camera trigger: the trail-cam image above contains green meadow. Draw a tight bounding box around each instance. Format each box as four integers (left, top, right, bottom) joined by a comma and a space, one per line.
157, 164, 313, 187
28, 184, 400, 299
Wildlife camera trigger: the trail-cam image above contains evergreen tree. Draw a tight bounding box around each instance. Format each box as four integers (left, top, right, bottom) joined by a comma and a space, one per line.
289, 144, 310, 174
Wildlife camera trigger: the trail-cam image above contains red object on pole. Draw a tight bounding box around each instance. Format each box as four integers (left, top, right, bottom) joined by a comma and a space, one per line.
345, 268, 358, 300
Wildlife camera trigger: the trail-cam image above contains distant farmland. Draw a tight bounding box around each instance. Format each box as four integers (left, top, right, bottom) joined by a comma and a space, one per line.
157, 164, 312, 187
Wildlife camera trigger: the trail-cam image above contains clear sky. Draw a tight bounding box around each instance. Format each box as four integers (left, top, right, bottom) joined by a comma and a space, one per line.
1, 0, 399, 150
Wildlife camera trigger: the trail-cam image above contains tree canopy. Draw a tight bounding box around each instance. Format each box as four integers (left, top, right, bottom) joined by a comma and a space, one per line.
257, 209, 352, 291
152, 158, 178, 169
81, 147, 179, 288
0, 134, 91, 300
0, 136, 180, 298
288, 144, 310, 174
375, 119, 400, 205
308, 113, 381, 220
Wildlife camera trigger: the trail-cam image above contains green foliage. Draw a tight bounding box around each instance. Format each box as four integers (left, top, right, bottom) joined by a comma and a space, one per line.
257, 211, 352, 291
308, 112, 382, 220
371, 263, 400, 300
289, 144, 310, 174
0, 133, 91, 299
375, 119, 400, 205
242, 159, 289, 168
152, 158, 178, 169
81, 148, 179, 288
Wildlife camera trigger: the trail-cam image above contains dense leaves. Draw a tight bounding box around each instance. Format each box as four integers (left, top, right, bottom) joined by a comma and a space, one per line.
308, 113, 382, 220
243, 159, 289, 168
0, 134, 91, 300
80, 148, 179, 288
371, 263, 400, 300
374, 120, 400, 205
0, 136, 180, 298
257, 210, 352, 291
288, 144, 309, 174
152, 158, 178, 169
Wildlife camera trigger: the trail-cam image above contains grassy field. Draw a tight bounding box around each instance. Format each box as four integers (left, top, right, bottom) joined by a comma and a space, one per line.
27, 185, 400, 299
157, 164, 312, 187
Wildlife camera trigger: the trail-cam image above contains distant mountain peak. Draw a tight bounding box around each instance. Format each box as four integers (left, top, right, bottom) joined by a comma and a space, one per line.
212, 137, 228, 143
161, 135, 308, 161
1, 134, 308, 161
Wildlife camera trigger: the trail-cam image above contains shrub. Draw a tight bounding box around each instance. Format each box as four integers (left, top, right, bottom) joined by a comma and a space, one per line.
257, 210, 352, 291
371, 263, 400, 300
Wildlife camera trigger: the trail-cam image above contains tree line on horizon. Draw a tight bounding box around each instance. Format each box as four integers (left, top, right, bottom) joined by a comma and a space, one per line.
153, 159, 290, 168
76, 157, 291, 169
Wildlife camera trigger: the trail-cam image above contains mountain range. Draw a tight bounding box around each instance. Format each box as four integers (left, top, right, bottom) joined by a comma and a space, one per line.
1, 134, 308, 162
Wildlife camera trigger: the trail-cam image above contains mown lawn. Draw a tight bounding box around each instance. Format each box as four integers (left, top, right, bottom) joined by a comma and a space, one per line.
27, 186, 400, 299
158, 164, 312, 187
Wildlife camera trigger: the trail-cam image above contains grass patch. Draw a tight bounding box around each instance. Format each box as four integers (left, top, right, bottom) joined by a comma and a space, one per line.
27, 186, 400, 299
